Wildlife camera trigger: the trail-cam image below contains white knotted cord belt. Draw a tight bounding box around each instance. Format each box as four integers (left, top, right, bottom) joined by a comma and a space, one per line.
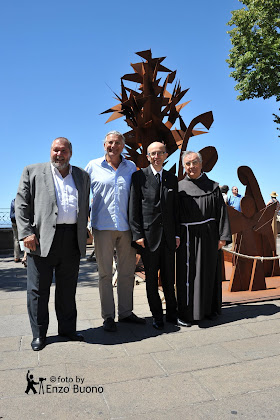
181, 218, 216, 304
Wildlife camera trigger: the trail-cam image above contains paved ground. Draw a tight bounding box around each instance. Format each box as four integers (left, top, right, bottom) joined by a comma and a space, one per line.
1, 247, 280, 420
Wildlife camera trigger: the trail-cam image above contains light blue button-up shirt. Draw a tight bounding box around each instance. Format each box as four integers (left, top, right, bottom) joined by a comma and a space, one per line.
85, 155, 136, 231
228, 194, 242, 212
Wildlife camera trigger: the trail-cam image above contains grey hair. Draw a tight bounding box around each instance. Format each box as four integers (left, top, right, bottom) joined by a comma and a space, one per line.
104, 130, 125, 145
181, 151, 202, 166
51, 137, 72, 153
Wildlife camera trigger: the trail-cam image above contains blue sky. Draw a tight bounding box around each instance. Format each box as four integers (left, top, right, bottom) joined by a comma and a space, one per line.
1, 0, 279, 209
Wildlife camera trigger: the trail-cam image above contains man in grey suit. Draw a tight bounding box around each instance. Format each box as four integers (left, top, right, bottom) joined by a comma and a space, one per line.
16, 137, 90, 351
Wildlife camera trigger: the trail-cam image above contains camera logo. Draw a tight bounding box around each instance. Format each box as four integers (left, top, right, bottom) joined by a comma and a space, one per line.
24, 370, 103, 395
25, 370, 46, 395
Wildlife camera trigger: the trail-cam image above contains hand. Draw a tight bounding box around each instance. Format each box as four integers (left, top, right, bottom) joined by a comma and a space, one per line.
23, 234, 39, 251
218, 240, 226, 250
176, 237, 180, 249
136, 238, 145, 248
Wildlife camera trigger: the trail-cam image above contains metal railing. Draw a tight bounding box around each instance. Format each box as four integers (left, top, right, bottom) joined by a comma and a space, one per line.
0, 209, 11, 228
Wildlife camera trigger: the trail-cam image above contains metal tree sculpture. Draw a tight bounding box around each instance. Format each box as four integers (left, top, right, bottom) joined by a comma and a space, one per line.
101, 49, 215, 176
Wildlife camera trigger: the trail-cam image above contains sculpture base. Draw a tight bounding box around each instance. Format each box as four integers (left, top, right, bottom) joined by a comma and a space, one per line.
222, 261, 280, 305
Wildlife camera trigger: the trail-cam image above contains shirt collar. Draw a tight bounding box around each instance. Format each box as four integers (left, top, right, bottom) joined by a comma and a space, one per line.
150, 164, 163, 177
51, 162, 72, 178
102, 154, 124, 166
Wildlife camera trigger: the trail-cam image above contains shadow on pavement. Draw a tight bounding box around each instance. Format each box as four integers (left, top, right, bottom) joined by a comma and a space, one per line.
199, 303, 280, 328
43, 317, 180, 348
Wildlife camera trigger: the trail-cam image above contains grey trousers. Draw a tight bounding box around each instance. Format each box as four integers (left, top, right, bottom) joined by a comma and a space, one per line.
93, 229, 136, 320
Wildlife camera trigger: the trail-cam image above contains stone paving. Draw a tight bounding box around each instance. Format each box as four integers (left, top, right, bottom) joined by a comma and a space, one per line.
1, 248, 280, 419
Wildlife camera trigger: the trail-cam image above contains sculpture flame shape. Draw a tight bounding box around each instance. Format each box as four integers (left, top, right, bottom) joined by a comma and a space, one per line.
101, 49, 214, 178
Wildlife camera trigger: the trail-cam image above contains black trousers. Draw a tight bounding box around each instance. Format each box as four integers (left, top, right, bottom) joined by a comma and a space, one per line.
27, 225, 80, 338
142, 235, 177, 321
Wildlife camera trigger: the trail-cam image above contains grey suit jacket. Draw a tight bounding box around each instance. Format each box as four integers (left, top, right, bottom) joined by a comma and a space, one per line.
15, 162, 90, 258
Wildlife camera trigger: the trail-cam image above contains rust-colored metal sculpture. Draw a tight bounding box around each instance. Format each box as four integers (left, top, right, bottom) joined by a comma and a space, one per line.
101, 49, 214, 175
228, 166, 280, 292
102, 49, 280, 294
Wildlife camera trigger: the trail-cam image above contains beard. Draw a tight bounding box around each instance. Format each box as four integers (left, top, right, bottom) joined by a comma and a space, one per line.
51, 158, 70, 170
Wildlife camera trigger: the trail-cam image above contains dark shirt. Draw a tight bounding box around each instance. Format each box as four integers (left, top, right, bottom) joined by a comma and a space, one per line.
10, 199, 16, 223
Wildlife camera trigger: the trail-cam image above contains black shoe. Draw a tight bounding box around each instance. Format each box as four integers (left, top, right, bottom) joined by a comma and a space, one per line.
119, 312, 146, 324
177, 318, 192, 327
103, 317, 117, 332
59, 332, 84, 341
31, 337, 46, 351
166, 315, 178, 324
152, 318, 164, 330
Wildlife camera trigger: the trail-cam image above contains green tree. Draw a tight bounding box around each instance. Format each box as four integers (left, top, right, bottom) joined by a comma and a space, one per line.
226, 0, 280, 134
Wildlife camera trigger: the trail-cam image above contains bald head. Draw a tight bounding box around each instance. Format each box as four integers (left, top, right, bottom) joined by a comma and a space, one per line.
147, 142, 166, 155
147, 142, 168, 171
232, 186, 238, 196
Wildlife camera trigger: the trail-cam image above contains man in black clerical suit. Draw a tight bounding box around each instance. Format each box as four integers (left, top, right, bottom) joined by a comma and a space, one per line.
129, 142, 180, 329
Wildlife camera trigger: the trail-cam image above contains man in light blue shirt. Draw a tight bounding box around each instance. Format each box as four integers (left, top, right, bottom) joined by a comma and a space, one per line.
228, 186, 242, 211
85, 131, 145, 332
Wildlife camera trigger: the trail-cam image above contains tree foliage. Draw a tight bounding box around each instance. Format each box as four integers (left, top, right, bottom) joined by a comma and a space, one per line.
227, 0, 280, 133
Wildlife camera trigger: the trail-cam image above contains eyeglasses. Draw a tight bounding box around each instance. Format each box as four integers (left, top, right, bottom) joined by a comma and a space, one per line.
184, 159, 199, 167
148, 151, 166, 157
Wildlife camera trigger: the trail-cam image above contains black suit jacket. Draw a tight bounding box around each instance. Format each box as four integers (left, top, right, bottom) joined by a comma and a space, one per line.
129, 166, 180, 252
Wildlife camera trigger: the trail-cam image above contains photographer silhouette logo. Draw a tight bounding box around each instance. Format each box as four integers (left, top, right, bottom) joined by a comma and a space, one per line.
24, 370, 103, 395
25, 370, 46, 395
